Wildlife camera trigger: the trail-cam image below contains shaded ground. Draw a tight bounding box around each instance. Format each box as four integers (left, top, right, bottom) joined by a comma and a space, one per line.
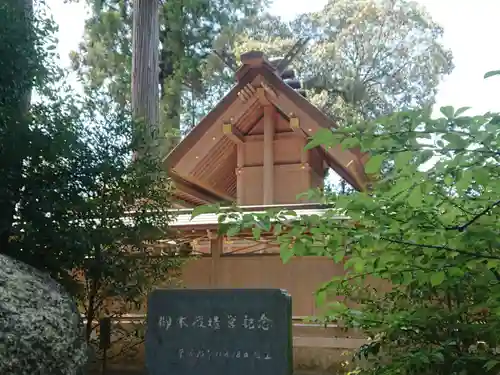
92, 370, 341, 375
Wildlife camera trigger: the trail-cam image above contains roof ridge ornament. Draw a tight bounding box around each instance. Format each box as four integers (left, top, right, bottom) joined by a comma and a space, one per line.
235, 50, 276, 81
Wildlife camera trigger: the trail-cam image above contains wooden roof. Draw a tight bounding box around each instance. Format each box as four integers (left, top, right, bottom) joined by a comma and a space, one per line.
164, 51, 369, 205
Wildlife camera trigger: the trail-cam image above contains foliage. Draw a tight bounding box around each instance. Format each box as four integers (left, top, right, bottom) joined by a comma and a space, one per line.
69, 93, 183, 363
0, 0, 48, 254
214, 0, 453, 125
71, 0, 452, 142
196, 71, 500, 374
1, 0, 184, 364
0, 0, 75, 263
70, 0, 268, 136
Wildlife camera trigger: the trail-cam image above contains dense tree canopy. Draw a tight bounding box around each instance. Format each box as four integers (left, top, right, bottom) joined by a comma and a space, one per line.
70, 0, 452, 136
5, 0, 499, 373
211, 0, 453, 127
1, 0, 182, 309
201, 71, 500, 374
71, 0, 268, 138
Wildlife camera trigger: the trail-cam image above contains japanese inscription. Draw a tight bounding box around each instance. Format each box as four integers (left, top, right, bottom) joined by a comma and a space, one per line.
156, 312, 273, 331
145, 289, 293, 375
177, 348, 272, 360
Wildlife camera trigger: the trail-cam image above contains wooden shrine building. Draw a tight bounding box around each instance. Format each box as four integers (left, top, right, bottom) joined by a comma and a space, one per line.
163, 50, 370, 368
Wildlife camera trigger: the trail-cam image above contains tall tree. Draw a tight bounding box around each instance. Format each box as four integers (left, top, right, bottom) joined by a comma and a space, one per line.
71, 0, 267, 139
213, 0, 453, 125
131, 0, 160, 155
0, 0, 183, 291
204, 0, 454, 192
69, 92, 182, 367
0, 0, 36, 253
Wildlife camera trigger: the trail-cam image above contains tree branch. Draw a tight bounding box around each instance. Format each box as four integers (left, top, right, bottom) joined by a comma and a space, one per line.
380, 237, 500, 261
492, 269, 500, 282
435, 189, 473, 216
446, 200, 500, 232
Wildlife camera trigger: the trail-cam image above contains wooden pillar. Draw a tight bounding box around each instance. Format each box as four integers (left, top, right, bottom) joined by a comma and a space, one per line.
300, 138, 310, 202
263, 105, 274, 205
236, 144, 244, 205
210, 235, 223, 287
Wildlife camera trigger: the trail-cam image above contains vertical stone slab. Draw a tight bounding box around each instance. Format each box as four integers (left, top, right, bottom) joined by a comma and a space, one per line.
146, 289, 292, 375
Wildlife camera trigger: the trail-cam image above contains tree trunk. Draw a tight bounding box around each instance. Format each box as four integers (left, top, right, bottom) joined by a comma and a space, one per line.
131, 0, 160, 156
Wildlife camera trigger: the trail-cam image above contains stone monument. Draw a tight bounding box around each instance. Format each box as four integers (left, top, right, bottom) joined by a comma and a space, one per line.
146, 289, 293, 375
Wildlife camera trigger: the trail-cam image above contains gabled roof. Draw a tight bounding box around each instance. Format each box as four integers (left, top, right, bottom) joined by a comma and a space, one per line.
164, 51, 369, 205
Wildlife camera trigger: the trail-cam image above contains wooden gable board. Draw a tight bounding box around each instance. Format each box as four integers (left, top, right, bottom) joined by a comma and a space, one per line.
164, 63, 369, 203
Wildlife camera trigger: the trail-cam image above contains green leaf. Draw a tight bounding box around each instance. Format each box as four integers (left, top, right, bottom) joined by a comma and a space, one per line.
340, 137, 359, 150
454, 107, 471, 117
333, 250, 345, 263
293, 241, 307, 256
407, 186, 422, 208
395, 151, 413, 170
448, 267, 464, 277
433, 352, 445, 364
484, 360, 499, 371
456, 169, 473, 191
315, 290, 327, 306
443, 175, 453, 186
191, 204, 220, 218
305, 128, 335, 150
364, 154, 384, 174
354, 259, 365, 273
226, 225, 241, 237
252, 227, 261, 240
440, 106, 454, 119
430, 271, 445, 286
473, 168, 490, 186
402, 271, 413, 285
390, 178, 414, 197
487, 259, 500, 270
443, 132, 467, 148
484, 70, 500, 79
280, 243, 293, 264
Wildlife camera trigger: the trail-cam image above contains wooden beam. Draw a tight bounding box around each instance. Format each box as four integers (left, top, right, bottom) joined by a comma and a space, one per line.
172, 94, 257, 174
266, 85, 368, 191
244, 132, 296, 143
260, 81, 277, 100
256, 87, 270, 106
237, 83, 257, 103
289, 115, 300, 131
172, 177, 225, 203
236, 143, 244, 205
237, 91, 250, 103
222, 122, 244, 144
289, 115, 312, 143
263, 106, 275, 205
171, 172, 233, 202
242, 83, 256, 97
210, 236, 223, 287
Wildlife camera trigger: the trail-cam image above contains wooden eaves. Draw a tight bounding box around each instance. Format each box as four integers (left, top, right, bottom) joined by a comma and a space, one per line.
163, 50, 370, 205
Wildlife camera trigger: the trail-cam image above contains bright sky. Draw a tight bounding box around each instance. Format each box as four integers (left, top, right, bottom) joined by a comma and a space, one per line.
48, 0, 500, 116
